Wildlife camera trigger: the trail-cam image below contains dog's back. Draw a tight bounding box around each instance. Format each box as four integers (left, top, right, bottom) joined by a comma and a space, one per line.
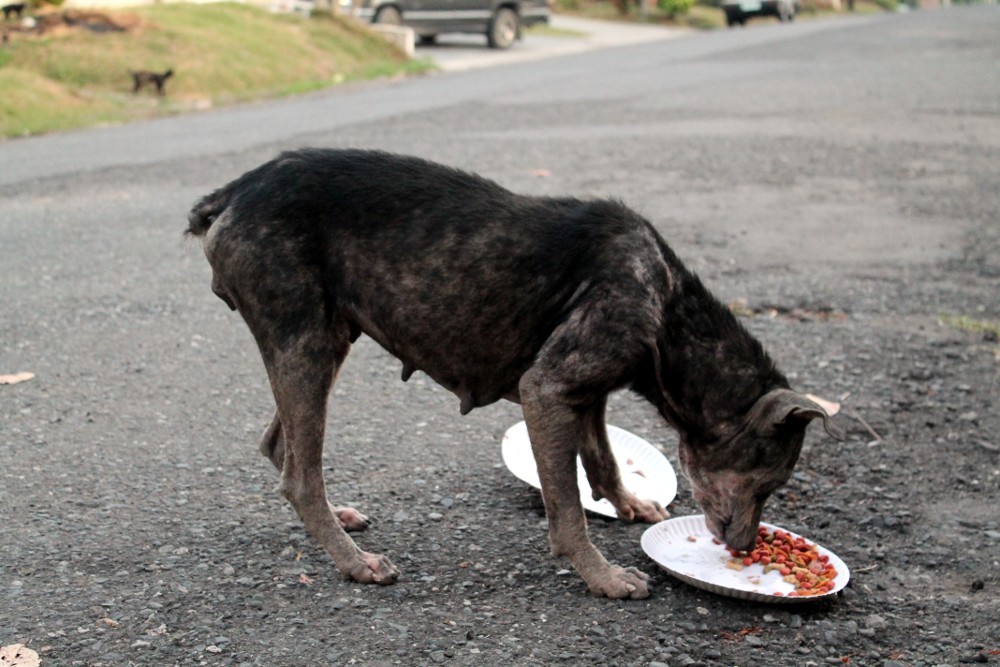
189, 149, 674, 412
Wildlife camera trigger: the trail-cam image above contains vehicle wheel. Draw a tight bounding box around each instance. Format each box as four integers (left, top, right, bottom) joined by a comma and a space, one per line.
777, 1, 794, 21
418, 34, 438, 45
487, 7, 519, 49
724, 8, 742, 26
374, 5, 402, 25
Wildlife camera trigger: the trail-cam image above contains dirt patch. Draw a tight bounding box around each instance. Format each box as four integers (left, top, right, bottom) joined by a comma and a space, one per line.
2, 8, 141, 41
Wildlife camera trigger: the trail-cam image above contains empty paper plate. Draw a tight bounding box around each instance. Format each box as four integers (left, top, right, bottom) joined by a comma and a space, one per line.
501, 421, 677, 519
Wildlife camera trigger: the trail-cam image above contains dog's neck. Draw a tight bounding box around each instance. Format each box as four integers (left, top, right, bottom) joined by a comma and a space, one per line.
644, 270, 788, 447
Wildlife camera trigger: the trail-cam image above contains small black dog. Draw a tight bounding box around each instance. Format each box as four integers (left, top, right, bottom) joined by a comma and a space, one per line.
130, 68, 173, 95
1, 3, 25, 20
187, 149, 841, 599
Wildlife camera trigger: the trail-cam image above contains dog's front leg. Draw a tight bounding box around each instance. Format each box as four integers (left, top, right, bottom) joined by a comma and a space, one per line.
520, 374, 652, 599
580, 403, 669, 524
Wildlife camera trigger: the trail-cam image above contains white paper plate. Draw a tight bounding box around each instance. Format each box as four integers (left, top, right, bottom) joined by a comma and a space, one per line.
641, 515, 850, 603
501, 420, 677, 519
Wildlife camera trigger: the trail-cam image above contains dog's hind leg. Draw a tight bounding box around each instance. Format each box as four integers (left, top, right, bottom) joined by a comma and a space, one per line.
254, 316, 397, 585
259, 411, 370, 533
520, 374, 652, 599
579, 402, 669, 524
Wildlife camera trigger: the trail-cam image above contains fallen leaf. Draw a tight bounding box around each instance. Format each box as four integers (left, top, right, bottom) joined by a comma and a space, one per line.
0, 372, 34, 386
0, 644, 41, 667
298, 572, 314, 586
805, 393, 840, 417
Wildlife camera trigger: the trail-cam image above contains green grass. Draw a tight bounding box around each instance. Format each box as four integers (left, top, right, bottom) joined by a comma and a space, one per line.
0, 3, 432, 138
941, 314, 1000, 362
941, 315, 1000, 339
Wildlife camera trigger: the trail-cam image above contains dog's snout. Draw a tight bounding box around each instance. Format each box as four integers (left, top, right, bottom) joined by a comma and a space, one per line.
723, 520, 759, 553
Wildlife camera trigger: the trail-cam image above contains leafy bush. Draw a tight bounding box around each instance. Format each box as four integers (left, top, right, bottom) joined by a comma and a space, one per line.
658, 0, 694, 16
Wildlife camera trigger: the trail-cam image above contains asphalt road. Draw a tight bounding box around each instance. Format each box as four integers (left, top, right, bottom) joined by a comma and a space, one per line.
2, 7, 999, 666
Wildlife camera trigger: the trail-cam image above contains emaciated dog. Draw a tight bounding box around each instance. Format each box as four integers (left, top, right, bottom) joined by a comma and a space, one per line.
187, 149, 841, 599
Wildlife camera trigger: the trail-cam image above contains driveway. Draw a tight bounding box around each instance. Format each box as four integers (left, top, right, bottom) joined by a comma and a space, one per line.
415, 14, 687, 71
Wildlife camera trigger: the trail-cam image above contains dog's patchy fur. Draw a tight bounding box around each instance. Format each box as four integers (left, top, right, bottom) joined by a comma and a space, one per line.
187, 148, 841, 599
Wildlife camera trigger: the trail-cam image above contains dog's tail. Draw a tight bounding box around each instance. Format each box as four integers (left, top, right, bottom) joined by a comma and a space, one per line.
186, 188, 232, 237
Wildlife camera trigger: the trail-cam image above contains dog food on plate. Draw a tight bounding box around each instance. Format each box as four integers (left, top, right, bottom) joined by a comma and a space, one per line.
724, 526, 838, 597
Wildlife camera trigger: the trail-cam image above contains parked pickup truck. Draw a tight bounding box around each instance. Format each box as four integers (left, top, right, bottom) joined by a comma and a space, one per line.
351, 0, 550, 49
720, 0, 797, 26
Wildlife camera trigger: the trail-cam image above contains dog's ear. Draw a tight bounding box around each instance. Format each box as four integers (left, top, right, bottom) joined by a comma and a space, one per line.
751, 389, 845, 441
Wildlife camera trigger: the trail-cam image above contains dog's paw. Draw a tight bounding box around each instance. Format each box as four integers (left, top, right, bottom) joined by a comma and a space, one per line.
613, 494, 670, 524
333, 506, 371, 532
587, 565, 652, 600
345, 551, 400, 586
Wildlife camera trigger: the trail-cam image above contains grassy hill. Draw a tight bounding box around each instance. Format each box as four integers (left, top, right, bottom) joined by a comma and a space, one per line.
0, 3, 431, 138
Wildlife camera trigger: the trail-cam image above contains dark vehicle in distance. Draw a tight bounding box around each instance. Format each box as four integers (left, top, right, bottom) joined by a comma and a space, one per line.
352, 0, 550, 49
721, 0, 797, 26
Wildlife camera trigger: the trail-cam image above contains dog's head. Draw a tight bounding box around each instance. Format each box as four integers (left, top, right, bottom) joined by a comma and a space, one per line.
678, 389, 843, 552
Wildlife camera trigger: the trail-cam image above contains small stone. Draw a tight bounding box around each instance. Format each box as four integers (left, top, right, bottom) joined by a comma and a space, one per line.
745, 635, 765, 647
649, 662, 670, 667
428, 512, 444, 521
429, 650, 446, 663
696, 606, 709, 616
884, 661, 907, 667
790, 614, 803, 629
865, 614, 888, 631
